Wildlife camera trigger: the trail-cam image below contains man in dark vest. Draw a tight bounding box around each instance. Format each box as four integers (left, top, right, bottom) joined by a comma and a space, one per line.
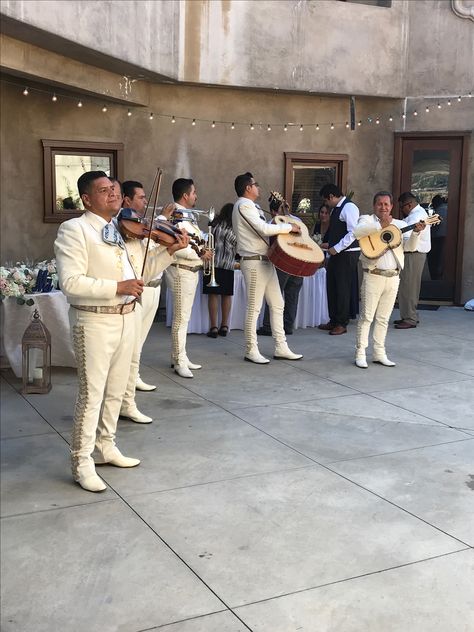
318, 183, 360, 335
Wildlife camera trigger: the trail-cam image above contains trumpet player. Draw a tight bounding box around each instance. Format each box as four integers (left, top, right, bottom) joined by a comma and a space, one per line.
165, 178, 212, 378
203, 203, 237, 338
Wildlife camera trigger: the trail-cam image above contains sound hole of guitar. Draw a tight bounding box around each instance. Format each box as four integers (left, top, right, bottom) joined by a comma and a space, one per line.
381, 231, 393, 243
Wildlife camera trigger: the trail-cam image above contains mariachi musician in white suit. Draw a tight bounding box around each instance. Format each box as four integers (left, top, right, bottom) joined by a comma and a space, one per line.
232, 172, 303, 364
54, 171, 189, 493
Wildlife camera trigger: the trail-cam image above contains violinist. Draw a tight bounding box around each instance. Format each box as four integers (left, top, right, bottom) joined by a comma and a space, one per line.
118, 180, 170, 425
165, 178, 212, 379
54, 171, 189, 493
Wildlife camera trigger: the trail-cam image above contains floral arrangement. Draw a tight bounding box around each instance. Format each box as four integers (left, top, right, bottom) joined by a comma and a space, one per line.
296, 198, 311, 213
0, 259, 58, 305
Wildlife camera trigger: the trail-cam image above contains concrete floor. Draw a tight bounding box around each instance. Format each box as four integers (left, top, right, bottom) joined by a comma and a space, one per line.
1, 307, 473, 632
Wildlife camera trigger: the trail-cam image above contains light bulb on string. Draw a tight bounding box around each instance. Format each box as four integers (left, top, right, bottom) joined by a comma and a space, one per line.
284, 124, 288, 132
77, 101, 83, 108
52, 94, 58, 102
389, 115, 393, 122
250, 123, 254, 130
367, 117, 372, 123
413, 110, 418, 116
425, 105, 430, 113
375, 118, 380, 125
345, 121, 349, 129
402, 113, 406, 119
231, 122, 235, 129
192, 119, 196, 126
149, 112, 154, 120
22, 87, 29, 96
171, 115, 176, 123
102, 105, 108, 113
458, 96, 462, 102
127, 109, 132, 117
447, 99, 451, 106
469, 92, 472, 98
315, 124, 319, 131
330, 123, 334, 130
211, 121, 216, 128
437, 103, 442, 109
267, 124, 271, 131
357, 120, 362, 126
299, 124, 303, 131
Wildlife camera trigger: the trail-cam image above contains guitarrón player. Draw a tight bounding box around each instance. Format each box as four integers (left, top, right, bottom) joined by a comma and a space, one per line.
352, 191, 425, 369
232, 172, 303, 364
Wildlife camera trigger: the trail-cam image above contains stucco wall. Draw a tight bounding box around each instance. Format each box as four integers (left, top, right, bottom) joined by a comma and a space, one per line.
0, 0, 428, 99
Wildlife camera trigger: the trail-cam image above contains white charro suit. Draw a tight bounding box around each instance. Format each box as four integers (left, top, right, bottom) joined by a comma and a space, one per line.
54, 211, 173, 483
353, 214, 420, 360
164, 205, 204, 367
232, 197, 293, 355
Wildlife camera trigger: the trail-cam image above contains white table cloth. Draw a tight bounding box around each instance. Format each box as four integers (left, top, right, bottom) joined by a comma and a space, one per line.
166, 268, 329, 334
1, 291, 76, 377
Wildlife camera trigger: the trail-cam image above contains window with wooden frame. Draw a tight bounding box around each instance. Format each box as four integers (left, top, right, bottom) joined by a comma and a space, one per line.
42, 140, 124, 223
284, 152, 348, 228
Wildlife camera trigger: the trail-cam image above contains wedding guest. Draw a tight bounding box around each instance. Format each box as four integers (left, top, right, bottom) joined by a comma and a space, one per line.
204, 203, 237, 338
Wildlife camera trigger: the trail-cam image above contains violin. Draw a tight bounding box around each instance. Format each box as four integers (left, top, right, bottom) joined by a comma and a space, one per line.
118, 208, 205, 255
117, 208, 182, 248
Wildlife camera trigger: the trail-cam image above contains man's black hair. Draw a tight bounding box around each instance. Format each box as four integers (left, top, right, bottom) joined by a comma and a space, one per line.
123, 180, 143, 200
234, 172, 254, 197
319, 183, 343, 199
172, 178, 194, 202
398, 191, 418, 205
77, 171, 108, 196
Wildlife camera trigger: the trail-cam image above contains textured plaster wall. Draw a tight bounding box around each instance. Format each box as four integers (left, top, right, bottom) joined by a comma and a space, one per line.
0, 0, 179, 80
0, 79, 396, 260
0, 0, 405, 97
406, 0, 474, 97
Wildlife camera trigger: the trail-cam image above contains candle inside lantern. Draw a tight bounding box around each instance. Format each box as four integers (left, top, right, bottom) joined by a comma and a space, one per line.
32, 368, 43, 385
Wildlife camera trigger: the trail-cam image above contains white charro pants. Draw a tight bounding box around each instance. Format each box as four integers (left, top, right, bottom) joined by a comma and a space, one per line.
356, 272, 400, 359
240, 260, 287, 354
69, 308, 136, 480
121, 286, 161, 409
165, 265, 200, 366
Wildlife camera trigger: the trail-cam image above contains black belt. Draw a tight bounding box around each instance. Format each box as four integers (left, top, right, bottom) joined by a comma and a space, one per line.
241, 255, 269, 261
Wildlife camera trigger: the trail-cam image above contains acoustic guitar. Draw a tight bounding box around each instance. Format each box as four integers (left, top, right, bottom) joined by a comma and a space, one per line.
359, 214, 441, 259
267, 192, 324, 277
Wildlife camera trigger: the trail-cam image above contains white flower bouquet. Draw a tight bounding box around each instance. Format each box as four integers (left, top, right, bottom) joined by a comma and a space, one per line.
0, 259, 58, 305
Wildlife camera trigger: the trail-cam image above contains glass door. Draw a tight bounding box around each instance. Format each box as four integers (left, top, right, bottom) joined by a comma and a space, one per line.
393, 134, 468, 303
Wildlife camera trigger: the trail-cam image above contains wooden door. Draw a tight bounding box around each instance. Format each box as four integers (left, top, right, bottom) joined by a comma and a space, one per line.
393, 133, 469, 303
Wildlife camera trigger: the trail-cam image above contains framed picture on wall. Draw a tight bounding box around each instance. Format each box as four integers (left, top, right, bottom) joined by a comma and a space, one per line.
42, 139, 124, 222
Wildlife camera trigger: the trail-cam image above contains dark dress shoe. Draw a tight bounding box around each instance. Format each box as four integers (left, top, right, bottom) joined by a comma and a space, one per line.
207, 327, 218, 338
218, 326, 229, 337
257, 328, 272, 336
318, 322, 334, 331
394, 319, 419, 325
394, 321, 417, 329
329, 325, 347, 335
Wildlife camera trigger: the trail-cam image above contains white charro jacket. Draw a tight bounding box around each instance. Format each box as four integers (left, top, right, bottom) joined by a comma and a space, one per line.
54, 211, 173, 306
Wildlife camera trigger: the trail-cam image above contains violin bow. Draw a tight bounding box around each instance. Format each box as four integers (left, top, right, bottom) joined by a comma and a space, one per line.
141, 167, 163, 278
142, 167, 160, 222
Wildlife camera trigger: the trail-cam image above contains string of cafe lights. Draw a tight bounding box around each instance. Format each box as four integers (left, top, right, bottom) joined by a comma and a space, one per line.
14, 80, 474, 132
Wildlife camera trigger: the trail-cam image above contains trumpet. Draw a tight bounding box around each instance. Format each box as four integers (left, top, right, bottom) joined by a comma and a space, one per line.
203, 207, 219, 287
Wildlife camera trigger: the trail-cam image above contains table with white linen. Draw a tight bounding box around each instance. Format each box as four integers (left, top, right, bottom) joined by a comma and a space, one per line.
166, 268, 328, 334
1, 291, 76, 377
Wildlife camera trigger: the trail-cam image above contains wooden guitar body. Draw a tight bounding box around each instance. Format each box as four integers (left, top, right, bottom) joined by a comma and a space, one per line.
359, 225, 403, 259
359, 214, 441, 260
268, 215, 324, 277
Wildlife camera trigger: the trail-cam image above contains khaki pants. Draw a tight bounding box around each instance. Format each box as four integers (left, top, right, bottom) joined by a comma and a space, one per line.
69, 308, 136, 481
165, 266, 200, 366
356, 272, 399, 359
398, 252, 426, 325
121, 286, 161, 409
241, 260, 287, 354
